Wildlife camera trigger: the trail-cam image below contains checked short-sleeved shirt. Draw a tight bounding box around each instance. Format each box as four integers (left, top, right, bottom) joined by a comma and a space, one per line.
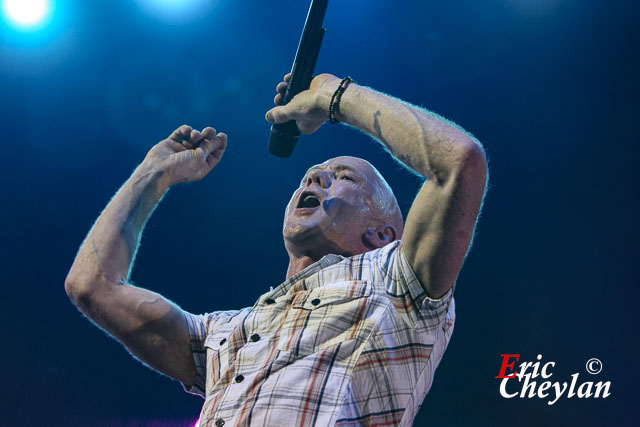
183, 240, 455, 427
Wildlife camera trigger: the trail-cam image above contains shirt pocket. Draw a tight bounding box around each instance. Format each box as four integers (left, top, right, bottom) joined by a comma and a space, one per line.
276, 280, 373, 357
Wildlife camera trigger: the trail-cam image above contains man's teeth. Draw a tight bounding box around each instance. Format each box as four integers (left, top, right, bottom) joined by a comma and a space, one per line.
301, 195, 320, 208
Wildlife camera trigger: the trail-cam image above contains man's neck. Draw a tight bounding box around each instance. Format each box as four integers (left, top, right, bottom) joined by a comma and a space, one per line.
286, 255, 318, 280
285, 246, 360, 280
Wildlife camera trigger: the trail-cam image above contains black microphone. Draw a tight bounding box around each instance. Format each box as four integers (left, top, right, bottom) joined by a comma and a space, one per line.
268, 0, 329, 158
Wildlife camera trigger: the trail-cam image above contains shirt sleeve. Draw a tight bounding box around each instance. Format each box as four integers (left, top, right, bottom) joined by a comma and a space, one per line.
373, 240, 454, 331
181, 311, 209, 397
181, 309, 249, 397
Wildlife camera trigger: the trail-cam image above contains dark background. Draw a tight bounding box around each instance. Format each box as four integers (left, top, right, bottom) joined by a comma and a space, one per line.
1, 0, 638, 425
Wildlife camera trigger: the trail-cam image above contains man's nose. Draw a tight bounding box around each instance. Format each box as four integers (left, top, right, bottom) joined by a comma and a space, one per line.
305, 169, 332, 188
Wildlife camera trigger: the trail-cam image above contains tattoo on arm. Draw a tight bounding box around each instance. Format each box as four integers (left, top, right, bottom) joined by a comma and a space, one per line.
373, 110, 384, 142
372, 109, 420, 177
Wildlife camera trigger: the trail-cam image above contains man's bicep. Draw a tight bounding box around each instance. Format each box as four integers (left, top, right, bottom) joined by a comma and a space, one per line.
402, 170, 486, 298
80, 283, 198, 386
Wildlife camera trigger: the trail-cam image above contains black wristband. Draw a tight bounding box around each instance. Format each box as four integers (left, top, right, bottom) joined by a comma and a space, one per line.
329, 76, 354, 124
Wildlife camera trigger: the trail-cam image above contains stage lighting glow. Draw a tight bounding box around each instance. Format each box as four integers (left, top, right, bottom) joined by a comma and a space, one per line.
136, 0, 211, 23
3, 0, 49, 26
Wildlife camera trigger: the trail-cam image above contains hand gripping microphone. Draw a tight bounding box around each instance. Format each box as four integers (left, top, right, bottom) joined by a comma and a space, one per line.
268, 0, 329, 158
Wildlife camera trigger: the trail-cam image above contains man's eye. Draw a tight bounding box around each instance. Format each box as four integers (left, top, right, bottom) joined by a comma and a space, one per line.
339, 175, 354, 181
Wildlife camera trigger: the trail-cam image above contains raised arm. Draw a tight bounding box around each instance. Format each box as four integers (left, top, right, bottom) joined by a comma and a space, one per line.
266, 74, 487, 298
64, 125, 227, 385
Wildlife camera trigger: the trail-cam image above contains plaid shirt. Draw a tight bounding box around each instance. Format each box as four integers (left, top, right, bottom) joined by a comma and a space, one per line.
183, 240, 455, 427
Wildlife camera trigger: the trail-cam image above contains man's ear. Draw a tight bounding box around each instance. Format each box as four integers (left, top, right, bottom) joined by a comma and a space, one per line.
361, 224, 398, 250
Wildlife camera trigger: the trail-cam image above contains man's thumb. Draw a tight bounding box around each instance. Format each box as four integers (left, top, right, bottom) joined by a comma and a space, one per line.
265, 106, 290, 124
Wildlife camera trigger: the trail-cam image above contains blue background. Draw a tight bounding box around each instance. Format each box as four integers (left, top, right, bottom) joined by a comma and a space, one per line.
1, 0, 637, 425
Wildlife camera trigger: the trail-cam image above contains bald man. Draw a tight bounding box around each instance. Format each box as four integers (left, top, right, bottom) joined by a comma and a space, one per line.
65, 73, 487, 426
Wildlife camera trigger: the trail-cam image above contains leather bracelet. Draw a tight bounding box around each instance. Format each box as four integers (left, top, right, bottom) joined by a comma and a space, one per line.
329, 76, 353, 124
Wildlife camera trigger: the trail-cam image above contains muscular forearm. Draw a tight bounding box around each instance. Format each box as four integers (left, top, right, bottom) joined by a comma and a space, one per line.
64, 126, 224, 385
328, 78, 484, 182
65, 160, 169, 296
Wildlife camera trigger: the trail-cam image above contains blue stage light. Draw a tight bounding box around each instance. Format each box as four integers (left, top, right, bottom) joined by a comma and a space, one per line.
2, 0, 50, 28
135, 0, 211, 23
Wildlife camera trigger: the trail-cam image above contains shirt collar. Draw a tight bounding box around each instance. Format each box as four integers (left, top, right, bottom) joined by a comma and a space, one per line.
258, 254, 344, 304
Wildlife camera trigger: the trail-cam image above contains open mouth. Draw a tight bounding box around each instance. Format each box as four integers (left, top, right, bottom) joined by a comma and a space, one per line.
297, 192, 321, 209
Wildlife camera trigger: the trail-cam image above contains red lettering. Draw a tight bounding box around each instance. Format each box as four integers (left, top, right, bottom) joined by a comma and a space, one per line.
495, 354, 520, 378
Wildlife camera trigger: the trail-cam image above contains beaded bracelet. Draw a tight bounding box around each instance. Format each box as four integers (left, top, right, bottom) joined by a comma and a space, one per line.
329, 76, 354, 124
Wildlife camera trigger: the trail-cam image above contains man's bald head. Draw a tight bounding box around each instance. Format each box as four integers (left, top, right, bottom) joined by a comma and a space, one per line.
348, 157, 404, 238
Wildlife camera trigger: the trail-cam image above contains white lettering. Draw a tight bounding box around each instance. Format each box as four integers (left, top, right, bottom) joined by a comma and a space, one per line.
577, 381, 593, 398
517, 361, 533, 380
537, 381, 551, 398
498, 357, 612, 405
548, 381, 568, 405
567, 373, 579, 398
520, 375, 537, 398
541, 361, 554, 379
500, 378, 518, 398
531, 354, 543, 378
593, 381, 611, 398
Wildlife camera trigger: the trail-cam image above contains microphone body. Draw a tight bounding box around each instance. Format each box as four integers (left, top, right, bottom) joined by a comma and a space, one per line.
268, 0, 329, 158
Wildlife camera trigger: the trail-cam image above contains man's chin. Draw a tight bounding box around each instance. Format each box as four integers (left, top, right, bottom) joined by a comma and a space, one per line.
283, 221, 316, 241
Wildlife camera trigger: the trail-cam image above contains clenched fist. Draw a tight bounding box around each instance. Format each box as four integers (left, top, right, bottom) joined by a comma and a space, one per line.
143, 125, 227, 187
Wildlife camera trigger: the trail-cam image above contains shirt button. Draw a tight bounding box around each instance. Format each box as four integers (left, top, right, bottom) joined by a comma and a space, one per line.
235, 374, 245, 383
250, 333, 261, 342
311, 298, 321, 306
219, 338, 227, 345
264, 298, 276, 305
215, 419, 225, 427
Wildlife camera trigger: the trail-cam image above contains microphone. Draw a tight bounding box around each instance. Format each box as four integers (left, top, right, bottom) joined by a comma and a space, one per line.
268, 0, 329, 158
